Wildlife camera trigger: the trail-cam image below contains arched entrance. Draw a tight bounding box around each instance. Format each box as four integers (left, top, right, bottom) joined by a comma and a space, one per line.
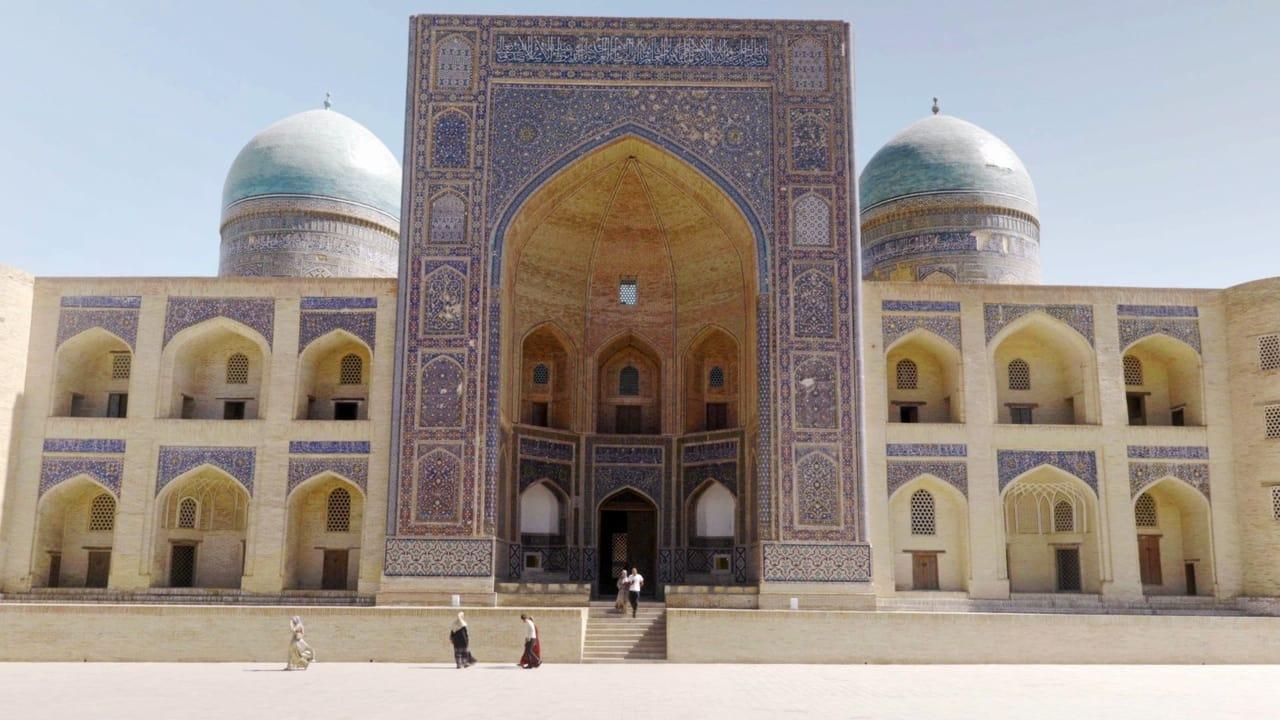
597, 489, 657, 597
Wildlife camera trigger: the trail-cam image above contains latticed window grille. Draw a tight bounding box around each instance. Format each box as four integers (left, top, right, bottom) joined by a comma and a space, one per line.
618, 278, 638, 306
177, 497, 198, 529
88, 493, 115, 532
1266, 405, 1280, 439
226, 353, 249, 384
327, 487, 352, 533
111, 353, 131, 380
1008, 359, 1031, 390
1053, 500, 1075, 533
339, 354, 362, 385
1135, 493, 1158, 527
1260, 334, 1280, 371
532, 363, 551, 386
709, 365, 725, 390
1123, 355, 1144, 386
619, 366, 640, 396
1272, 487, 1280, 521
909, 489, 936, 535
896, 359, 919, 390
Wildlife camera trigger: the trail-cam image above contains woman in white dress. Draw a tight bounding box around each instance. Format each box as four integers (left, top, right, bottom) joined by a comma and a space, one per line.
286, 616, 315, 670
614, 568, 629, 613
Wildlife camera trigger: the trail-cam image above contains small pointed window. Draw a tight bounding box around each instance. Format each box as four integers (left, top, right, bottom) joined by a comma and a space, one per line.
896, 359, 918, 390
1008, 359, 1030, 391
88, 493, 115, 532
1053, 500, 1075, 533
177, 497, 198, 529
708, 365, 725, 390
618, 278, 638, 306
226, 353, 249, 384
327, 487, 352, 533
909, 489, 935, 535
1123, 355, 1143, 386
532, 363, 551, 386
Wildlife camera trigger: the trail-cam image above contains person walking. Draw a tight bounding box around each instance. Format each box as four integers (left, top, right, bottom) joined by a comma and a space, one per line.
625, 567, 644, 618
614, 568, 629, 613
449, 611, 474, 669
518, 613, 541, 669
285, 615, 315, 671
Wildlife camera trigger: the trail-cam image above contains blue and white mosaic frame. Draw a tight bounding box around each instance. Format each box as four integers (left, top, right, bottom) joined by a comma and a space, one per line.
155, 446, 255, 496
984, 303, 1094, 346
1117, 303, 1201, 354
56, 296, 141, 349
996, 450, 1098, 494
391, 16, 864, 584
1129, 462, 1210, 501
164, 297, 275, 348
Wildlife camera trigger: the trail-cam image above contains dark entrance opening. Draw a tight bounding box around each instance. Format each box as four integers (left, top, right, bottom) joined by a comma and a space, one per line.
596, 489, 657, 597
170, 544, 196, 587
322, 549, 349, 590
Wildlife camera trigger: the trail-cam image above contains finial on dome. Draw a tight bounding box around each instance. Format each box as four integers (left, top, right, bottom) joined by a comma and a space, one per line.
323, 92, 332, 110
931, 97, 940, 115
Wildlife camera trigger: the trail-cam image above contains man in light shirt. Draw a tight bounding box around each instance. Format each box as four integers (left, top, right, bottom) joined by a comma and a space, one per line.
625, 567, 644, 618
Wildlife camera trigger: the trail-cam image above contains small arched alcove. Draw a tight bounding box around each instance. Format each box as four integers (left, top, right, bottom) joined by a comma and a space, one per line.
682, 326, 740, 433
886, 329, 962, 424
1133, 478, 1213, 596
992, 314, 1097, 425
160, 319, 269, 420
295, 330, 372, 420
33, 477, 116, 588
1002, 466, 1101, 593
51, 329, 132, 418
1121, 335, 1204, 427
284, 473, 364, 590
596, 333, 663, 435
519, 324, 575, 430
151, 466, 250, 588
889, 477, 969, 591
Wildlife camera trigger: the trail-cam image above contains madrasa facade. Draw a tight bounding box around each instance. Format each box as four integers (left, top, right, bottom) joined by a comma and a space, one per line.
3, 14, 1280, 616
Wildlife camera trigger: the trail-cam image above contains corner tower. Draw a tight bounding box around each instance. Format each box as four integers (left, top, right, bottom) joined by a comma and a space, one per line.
218, 101, 402, 277
859, 103, 1040, 284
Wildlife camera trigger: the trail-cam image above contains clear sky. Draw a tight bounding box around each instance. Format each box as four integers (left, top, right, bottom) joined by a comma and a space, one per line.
2, 1, 1275, 287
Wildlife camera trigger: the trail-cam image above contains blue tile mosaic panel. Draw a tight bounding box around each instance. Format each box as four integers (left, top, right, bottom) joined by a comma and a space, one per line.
886, 461, 968, 498
996, 450, 1098, 494
288, 441, 371, 455
984, 303, 1094, 346
156, 446, 255, 496
287, 457, 369, 496
163, 297, 275, 348
1129, 462, 1210, 501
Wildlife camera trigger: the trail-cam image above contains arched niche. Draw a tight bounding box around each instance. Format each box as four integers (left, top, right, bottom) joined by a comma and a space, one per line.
682, 326, 741, 433
159, 318, 269, 420
1002, 466, 1101, 593
991, 314, 1098, 425
295, 330, 372, 420
518, 481, 566, 545
888, 476, 969, 591
151, 466, 250, 589
33, 476, 116, 588
496, 134, 760, 440
1133, 477, 1213, 596
284, 473, 364, 590
1121, 335, 1204, 427
518, 323, 575, 430
596, 333, 663, 435
689, 480, 735, 542
886, 329, 962, 424
51, 328, 132, 418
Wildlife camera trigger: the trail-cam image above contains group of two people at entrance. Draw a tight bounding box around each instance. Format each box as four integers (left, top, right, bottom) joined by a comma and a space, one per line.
614, 567, 644, 618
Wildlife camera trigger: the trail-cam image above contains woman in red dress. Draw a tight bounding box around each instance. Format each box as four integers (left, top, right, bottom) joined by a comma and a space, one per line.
518, 613, 541, 669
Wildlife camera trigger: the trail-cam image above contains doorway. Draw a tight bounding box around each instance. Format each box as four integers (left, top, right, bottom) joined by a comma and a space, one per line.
322, 549, 350, 590
1055, 547, 1082, 592
170, 544, 196, 587
86, 550, 111, 588
1138, 535, 1162, 585
596, 489, 657, 597
910, 552, 939, 590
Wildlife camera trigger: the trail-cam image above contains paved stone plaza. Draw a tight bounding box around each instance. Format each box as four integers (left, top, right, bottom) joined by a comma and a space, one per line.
0, 662, 1275, 719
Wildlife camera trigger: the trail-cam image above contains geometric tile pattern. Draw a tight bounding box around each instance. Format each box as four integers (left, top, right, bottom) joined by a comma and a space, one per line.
1118, 317, 1201, 354
384, 538, 493, 577
155, 446, 255, 496
287, 457, 369, 496
287, 441, 371, 455
57, 296, 141, 349
1128, 462, 1210, 501
761, 542, 872, 582
881, 300, 961, 313
517, 437, 575, 462
881, 314, 961, 351
298, 310, 377, 352
42, 439, 126, 454
681, 439, 739, 464
984, 303, 1094, 346
1127, 445, 1209, 460
885, 443, 967, 458
163, 297, 275, 348
886, 461, 968, 498
38, 456, 124, 498
300, 297, 378, 310
996, 449, 1098, 495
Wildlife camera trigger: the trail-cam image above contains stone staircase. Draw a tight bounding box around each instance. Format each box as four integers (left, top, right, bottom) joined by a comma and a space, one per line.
582, 601, 666, 662
0, 588, 374, 606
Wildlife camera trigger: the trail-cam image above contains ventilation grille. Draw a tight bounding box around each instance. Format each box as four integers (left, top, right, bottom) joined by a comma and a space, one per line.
339, 354, 362, 385
226, 353, 249, 384
88, 494, 115, 532
1261, 334, 1280, 371
1123, 355, 1143, 386
1008, 359, 1030, 390
896, 359, 919, 390
1135, 493, 1157, 527
1053, 501, 1075, 533
327, 487, 352, 533
909, 489, 935, 535
111, 353, 131, 380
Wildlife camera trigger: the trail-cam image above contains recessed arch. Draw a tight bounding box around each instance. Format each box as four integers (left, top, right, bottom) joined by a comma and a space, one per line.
990, 312, 1098, 425
1120, 333, 1205, 427
295, 328, 372, 420
682, 323, 742, 433
51, 326, 133, 418
158, 316, 271, 420
888, 474, 970, 592
283, 471, 364, 590
33, 474, 118, 589
1001, 464, 1101, 594
886, 328, 962, 424
151, 464, 251, 589
1131, 475, 1214, 596
517, 321, 578, 431
594, 331, 663, 435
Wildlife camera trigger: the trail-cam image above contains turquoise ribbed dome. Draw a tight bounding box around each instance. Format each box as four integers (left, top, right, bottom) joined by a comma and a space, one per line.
222, 108, 401, 218
859, 114, 1037, 212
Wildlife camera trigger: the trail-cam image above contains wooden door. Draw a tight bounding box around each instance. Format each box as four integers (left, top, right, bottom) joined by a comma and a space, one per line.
47, 553, 62, 588
1138, 535, 1162, 585
86, 551, 111, 588
912, 552, 939, 590
1055, 547, 1082, 592
1184, 563, 1197, 595
169, 545, 196, 587
322, 549, 349, 590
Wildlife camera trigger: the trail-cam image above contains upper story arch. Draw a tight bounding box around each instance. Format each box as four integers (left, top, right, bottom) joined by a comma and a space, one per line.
51, 327, 133, 418
295, 328, 372, 421
1120, 333, 1204, 427
885, 327, 963, 424
158, 317, 271, 421
989, 311, 1099, 426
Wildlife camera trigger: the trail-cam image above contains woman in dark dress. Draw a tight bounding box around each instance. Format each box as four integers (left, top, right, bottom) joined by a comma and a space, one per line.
518, 613, 541, 669
449, 611, 474, 668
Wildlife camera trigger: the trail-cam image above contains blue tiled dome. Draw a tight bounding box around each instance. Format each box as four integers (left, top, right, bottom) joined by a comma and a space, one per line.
222, 109, 401, 218
859, 114, 1037, 213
